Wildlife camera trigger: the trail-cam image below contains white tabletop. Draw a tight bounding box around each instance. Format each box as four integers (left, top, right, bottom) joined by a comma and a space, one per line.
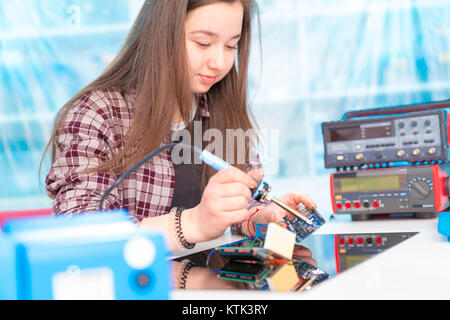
170, 213, 450, 300
170, 176, 450, 300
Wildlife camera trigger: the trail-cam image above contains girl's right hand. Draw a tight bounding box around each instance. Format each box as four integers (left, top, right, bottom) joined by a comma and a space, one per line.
185, 167, 261, 242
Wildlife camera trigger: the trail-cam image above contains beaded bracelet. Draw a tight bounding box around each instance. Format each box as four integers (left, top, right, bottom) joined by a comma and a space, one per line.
169, 207, 196, 249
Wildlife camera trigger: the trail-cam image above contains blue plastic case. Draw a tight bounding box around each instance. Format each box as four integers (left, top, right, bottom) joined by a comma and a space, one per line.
438, 212, 450, 241
0, 210, 171, 300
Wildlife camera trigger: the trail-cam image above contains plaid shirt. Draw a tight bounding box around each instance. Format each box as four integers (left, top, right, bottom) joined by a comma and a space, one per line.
46, 88, 263, 233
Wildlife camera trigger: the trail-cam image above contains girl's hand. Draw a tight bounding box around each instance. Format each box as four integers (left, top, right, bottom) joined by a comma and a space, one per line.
250, 192, 317, 228
186, 167, 260, 242
293, 245, 317, 267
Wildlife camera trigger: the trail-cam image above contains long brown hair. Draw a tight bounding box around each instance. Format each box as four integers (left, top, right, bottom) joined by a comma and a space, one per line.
42, 0, 261, 180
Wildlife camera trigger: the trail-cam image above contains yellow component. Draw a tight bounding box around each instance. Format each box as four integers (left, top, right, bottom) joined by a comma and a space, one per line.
263, 223, 296, 260
266, 263, 300, 292
335, 195, 342, 200
339, 248, 347, 254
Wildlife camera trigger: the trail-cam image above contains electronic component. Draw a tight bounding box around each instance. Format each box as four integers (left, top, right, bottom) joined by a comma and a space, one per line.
265, 263, 299, 292
215, 244, 276, 262
217, 261, 274, 284
210, 221, 328, 292
335, 232, 418, 273
322, 108, 449, 168
331, 164, 450, 220
250, 181, 314, 225
263, 223, 296, 259
0, 211, 170, 300
292, 257, 329, 292
283, 203, 326, 243
213, 239, 276, 284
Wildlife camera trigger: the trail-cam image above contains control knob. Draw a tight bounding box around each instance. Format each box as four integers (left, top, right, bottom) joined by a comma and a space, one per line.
396, 149, 405, 158
428, 147, 437, 155
408, 178, 432, 199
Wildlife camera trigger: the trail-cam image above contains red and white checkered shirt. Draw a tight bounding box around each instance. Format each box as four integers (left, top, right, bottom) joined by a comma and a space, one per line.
46, 88, 263, 233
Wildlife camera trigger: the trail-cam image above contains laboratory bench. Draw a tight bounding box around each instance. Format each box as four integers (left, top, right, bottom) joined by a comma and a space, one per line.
170, 213, 450, 300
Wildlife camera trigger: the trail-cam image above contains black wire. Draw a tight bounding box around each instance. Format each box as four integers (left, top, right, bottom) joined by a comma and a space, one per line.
98, 143, 202, 211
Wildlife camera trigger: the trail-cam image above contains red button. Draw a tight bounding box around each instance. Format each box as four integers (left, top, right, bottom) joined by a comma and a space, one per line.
345, 202, 352, 209
348, 238, 354, 245
373, 201, 380, 208
339, 238, 345, 245
357, 238, 364, 245
354, 202, 361, 209
336, 203, 343, 210
376, 237, 382, 244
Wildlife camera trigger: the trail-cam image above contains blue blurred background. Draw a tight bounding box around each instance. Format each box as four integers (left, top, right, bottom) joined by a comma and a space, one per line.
1, 0, 450, 211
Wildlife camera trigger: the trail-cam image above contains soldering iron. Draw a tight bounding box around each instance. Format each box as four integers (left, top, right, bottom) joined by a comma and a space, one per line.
199, 148, 313, 224
99, 143, 313, 225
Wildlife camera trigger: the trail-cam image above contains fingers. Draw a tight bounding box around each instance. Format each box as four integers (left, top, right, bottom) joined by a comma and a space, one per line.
282, 192, 317, 209
213, 183, 252, 200
293, 245, 312, 258
200, 168, 257, 229
227, 209, 252, 225
212, 167, 257, 189
217, 196, 250, 212
292, 245, 317, 267
247, 168, 264, 181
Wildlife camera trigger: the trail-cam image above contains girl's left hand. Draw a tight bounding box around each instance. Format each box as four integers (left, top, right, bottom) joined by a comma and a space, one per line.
293, 244, 317, 267
250, 192, 317, 227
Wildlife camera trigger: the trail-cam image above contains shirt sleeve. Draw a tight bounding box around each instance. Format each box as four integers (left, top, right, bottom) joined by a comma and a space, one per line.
45, 93, 123, 217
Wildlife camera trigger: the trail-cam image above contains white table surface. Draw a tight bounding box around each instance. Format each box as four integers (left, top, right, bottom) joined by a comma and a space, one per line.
170, 214, 449, 300
169, 176, 450, 300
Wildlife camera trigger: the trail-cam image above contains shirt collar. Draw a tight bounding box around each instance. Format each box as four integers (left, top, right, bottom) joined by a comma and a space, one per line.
171, 94, 210, 131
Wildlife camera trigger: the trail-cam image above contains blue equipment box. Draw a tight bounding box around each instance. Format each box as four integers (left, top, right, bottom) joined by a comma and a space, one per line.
0, 211, 171, 300
438, 212, 450, 241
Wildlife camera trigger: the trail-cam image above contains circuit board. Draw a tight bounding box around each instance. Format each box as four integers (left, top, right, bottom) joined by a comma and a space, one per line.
216, 245, 275, 262
294, 257, 329, 285
217, 261, 275, 284
283, 204, 326, 243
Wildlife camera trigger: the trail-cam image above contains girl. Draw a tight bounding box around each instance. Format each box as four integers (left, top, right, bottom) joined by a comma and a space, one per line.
44, 0, 316, 252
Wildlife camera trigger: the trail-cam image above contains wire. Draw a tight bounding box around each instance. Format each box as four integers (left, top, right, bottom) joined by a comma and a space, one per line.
255, 223, 268, 240
246, 208, 261, 237
98, 143, 203, 211
99, 143, 177, 211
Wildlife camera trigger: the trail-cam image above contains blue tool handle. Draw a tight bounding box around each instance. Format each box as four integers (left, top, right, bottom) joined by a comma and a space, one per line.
199, 150, 268, 200
199, 150, 232, 171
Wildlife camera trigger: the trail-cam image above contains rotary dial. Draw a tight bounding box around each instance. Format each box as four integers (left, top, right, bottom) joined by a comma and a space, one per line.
408, 177, 433, 199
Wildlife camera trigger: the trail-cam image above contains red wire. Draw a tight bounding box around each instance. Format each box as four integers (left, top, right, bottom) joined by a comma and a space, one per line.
268, 259, 287, 264
246, 208, 261, 237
